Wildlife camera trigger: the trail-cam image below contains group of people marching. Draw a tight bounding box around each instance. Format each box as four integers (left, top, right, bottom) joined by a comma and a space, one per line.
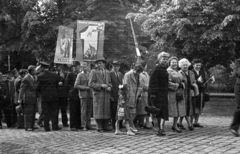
0, 51, 210, 136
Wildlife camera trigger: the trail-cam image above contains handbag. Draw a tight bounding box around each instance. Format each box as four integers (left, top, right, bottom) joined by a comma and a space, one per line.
204, 92, 210, 102
176, 92, 184, 101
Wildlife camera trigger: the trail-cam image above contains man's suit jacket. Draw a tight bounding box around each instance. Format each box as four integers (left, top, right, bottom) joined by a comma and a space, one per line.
14, 76, 22, 104
74, 72, 91, 99
18, 74, 37, 105
37, 70, 59, 103
109, 70, 123, 102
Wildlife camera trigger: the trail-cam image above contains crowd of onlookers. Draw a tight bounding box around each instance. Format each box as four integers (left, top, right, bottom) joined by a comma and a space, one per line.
0, 51, 217, 136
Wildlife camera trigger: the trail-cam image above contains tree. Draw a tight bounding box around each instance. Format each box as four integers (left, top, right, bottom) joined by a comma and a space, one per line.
130, 0, 240, 68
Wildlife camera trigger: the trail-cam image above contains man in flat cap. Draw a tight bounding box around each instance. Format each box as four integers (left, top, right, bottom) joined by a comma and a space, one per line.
37, 62, 61, 131
89, 58, 112, 132
109, 60, 123, 129
18, 66, 38, 131
148, 51, 170, 136
74, 61, 92, 131
65, 60, 81, 131
122, 58, 145, 135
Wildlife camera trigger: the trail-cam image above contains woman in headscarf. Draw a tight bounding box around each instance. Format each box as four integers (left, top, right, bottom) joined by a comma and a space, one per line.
178, 58, 198, 131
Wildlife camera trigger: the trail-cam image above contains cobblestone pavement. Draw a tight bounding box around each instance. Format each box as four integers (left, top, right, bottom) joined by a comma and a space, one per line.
1, 98, 240, 154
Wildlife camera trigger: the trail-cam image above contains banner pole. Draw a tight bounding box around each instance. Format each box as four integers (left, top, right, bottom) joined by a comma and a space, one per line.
129, 18, 141, 57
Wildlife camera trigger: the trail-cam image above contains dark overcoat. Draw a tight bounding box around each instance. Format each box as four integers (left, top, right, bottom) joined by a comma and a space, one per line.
193, 70, 206, 113
109, 70, 123, 102
37, 70, 59, 103
148, 64, 169, 120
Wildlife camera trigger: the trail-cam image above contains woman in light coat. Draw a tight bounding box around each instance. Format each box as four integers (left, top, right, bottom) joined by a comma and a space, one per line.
167, 57, 186, 133
178, 58, 198, 131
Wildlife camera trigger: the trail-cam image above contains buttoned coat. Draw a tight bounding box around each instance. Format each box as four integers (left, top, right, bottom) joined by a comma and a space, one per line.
18, 74, 37, 105
89, 69, 112, 119
109, 70, 123, 102
37, 70, 59, 103
136, 71, 149, 115
148, 64, 169, 120
167, 67, 186, 117
179, 70, 197, 116
123, 70, 142, 109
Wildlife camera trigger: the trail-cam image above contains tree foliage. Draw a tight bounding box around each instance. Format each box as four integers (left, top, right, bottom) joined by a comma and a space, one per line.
131, 0, 240, 68
0, 0, 146, 72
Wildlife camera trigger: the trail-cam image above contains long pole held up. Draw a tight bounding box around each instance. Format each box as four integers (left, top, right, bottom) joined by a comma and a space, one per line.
129, 18, 141, 57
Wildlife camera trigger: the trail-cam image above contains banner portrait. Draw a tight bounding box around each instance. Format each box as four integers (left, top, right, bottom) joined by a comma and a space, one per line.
54, 26, 74, 64
76, 20, 105, 62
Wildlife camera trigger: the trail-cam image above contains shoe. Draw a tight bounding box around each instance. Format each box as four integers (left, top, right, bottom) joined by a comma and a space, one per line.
37, 123, 44, 127
53, 127, 62, 131
130, 127, 138, 132
103, 128, 112, 132
115, 131, 125, 135
127, 131, 135, 136
230, 129, 239, 137
97, 129, 104, 133
33, 126, 38, 129
177, 123, 186, 130
156, 129, 166, 136
70, 128, 78, 131
188, 126, 194, 131
63, 124, 69, 127
25, 128, 34, 131
45, 129, 51, 132
172, 126, 182, 133
83, 127, 87, 131
193, 123, 203, 128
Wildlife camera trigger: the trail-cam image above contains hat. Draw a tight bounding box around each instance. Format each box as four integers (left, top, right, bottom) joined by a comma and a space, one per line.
19, 69, 26, 75
5, 70, 12, 74
112, 60, 120, 66
95, 58, 106, 64
135, 58, 146, 69
39, 61, 50, 67
80, 61, 88, 66
72, 60, 80, 66
192, 59, 203, 64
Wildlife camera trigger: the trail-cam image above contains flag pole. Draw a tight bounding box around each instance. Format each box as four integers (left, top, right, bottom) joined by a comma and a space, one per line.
129, 18, 141, 57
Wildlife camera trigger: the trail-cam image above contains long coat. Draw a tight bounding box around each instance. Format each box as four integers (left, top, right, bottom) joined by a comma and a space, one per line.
179, 70, 197, 116
136, 71, 149, 115
89, 69, 112, 119
148, 64, 169, 120
123, 70, 142, 110
14, 76, 22, 104
235, 66, 240, 108
18, 74, 37, 105
109, 70, 123, 102
37, 70, 59, 103
167, 67, 186, 117
193, 70, 206, 114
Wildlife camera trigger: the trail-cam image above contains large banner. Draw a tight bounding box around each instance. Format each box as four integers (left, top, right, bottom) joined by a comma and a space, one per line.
76, 20, 105, 62
54, 26, 74, 64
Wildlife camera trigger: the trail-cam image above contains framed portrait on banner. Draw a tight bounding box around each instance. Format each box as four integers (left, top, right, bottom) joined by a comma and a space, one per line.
54, 26, 74, 64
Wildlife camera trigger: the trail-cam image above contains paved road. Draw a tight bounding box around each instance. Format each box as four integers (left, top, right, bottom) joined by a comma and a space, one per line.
0, 98, 239, 154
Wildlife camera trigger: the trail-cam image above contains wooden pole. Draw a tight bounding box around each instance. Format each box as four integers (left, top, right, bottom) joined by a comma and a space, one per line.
8, 55, 10, 71
129, 18, 141, 57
